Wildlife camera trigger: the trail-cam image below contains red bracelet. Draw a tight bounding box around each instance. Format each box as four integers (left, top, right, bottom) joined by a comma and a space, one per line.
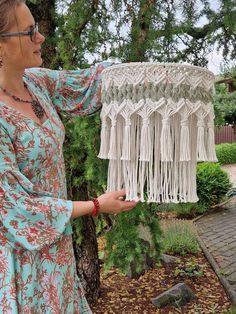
91, 198, 100, 216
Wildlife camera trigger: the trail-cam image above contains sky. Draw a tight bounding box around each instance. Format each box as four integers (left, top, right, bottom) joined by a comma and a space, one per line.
207, 48, 224, 75
206, 1, 222, 74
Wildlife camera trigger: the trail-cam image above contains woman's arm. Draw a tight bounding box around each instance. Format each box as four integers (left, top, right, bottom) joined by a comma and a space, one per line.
26, 62, 112, 117
72, 190, 137, 218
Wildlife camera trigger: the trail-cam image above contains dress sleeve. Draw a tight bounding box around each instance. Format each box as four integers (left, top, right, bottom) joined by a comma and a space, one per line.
0, 127, 73, 251
27, 62, 112, 117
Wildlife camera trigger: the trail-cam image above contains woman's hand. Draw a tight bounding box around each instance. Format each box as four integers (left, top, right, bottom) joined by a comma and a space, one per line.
71, 190, 137, 219
97, 190, 137, 214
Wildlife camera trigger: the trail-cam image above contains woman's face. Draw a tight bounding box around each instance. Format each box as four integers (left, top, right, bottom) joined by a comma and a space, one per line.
0, 3, 45, 71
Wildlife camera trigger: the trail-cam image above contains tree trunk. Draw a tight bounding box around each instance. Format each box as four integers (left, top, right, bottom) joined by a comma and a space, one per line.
27, 0, 57, 68
128, 0, 156, 62
27, 2, 101, 305
69, 181, 100, 306
72, 216, 100, 305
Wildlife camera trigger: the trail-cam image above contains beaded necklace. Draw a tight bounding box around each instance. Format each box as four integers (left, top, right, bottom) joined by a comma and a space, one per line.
0, 82, 45, 120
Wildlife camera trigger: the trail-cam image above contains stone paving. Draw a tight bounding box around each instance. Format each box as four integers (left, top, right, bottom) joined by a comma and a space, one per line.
195, 165, 236, 305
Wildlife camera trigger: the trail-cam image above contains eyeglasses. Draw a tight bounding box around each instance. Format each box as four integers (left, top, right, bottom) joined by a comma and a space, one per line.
0, 23, 39, 42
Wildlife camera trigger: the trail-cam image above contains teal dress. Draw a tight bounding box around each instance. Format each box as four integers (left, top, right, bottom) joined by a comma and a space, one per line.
0, 63, 109, 313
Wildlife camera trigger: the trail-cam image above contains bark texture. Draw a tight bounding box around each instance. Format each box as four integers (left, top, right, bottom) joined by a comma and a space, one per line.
27, 0, 57, 68
73, 216, 100, 305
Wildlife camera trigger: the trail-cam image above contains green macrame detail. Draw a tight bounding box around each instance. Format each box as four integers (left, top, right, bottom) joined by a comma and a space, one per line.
99, 63, 217, 203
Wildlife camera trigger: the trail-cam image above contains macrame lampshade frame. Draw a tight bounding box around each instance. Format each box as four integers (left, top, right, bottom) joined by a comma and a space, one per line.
98, 63, 216, 203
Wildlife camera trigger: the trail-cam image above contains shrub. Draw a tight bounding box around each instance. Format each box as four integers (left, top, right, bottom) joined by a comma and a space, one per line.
105, 203, 162, 274
174, 257, 205, 278
155, 162, 231, 218
156, 203, 177, 212
215, 143, 236, 165
161, 219, 200, 255
173, 202, 208, 218
196, 162, 232, 208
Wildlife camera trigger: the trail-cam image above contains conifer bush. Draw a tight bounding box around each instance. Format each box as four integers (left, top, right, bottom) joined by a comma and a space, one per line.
104, 203, 162, 275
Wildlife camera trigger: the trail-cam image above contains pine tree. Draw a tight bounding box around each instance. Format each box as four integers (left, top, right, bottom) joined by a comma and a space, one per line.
27, 0, 57, 68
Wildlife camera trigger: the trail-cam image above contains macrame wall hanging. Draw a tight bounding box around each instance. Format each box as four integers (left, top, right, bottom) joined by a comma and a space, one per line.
98, 63, 216, 203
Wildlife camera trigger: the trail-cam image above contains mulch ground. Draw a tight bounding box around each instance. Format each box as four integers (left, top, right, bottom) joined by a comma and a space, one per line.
91, 252, 231, 314
91, 215, 232, 314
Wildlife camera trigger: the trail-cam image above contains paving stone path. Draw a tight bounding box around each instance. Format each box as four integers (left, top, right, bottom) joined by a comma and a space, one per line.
195, 164, 236, 305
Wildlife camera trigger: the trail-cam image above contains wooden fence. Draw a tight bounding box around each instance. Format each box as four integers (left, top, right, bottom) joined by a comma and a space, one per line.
215, 125, 235, 144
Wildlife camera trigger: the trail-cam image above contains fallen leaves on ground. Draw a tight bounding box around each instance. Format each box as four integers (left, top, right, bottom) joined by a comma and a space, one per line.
91, 238, 231, 314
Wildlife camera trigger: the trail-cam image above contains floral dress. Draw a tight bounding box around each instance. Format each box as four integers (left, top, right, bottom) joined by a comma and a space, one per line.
0, 63, 109, 313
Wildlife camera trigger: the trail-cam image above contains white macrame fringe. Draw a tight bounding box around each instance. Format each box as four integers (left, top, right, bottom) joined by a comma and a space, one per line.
98, 118, 110, 159
121, 121, 131, 161
140, 119, 152, 161
197, 120, 208, 161
161, 118, 173, 162
207, 122, 218, 161
108, 120, 117, 160
99, 63, 216, 203
180, 120, 191, 161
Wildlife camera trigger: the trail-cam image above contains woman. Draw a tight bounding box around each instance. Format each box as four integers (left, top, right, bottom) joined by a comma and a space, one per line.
0, 0, 137, 313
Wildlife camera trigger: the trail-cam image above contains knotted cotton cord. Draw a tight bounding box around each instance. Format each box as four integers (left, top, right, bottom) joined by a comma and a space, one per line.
99, 62, 216, 203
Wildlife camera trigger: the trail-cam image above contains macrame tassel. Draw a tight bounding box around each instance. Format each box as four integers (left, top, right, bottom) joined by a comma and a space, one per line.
116, 118, 123, 189
107, 160, 117, 191
108, 120, 117, 160
140, 118, 152, 161
160, 118, 173, 162
146, 115, 154, 202
121, 119, 131, 160
179, 119, 191, 161
133, 115, 140, 201
152, 112, 161, 203
207, 122, 218, 161
197, 119, 207, 161
138, 161, 147, 202
188, 160, 199, 202
179, 162, 188, 202
98, 118, 110, 159
172, 160, 179, 203
160, 162, 171, 203
122, 161, 130, 199
171, 117, 180, 202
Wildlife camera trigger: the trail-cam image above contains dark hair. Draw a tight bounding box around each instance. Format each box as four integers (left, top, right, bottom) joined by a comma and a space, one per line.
0, 0, 25, 35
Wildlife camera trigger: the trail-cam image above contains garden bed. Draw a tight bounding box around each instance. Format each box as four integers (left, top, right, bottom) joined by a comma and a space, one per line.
91, 229, 232, 314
